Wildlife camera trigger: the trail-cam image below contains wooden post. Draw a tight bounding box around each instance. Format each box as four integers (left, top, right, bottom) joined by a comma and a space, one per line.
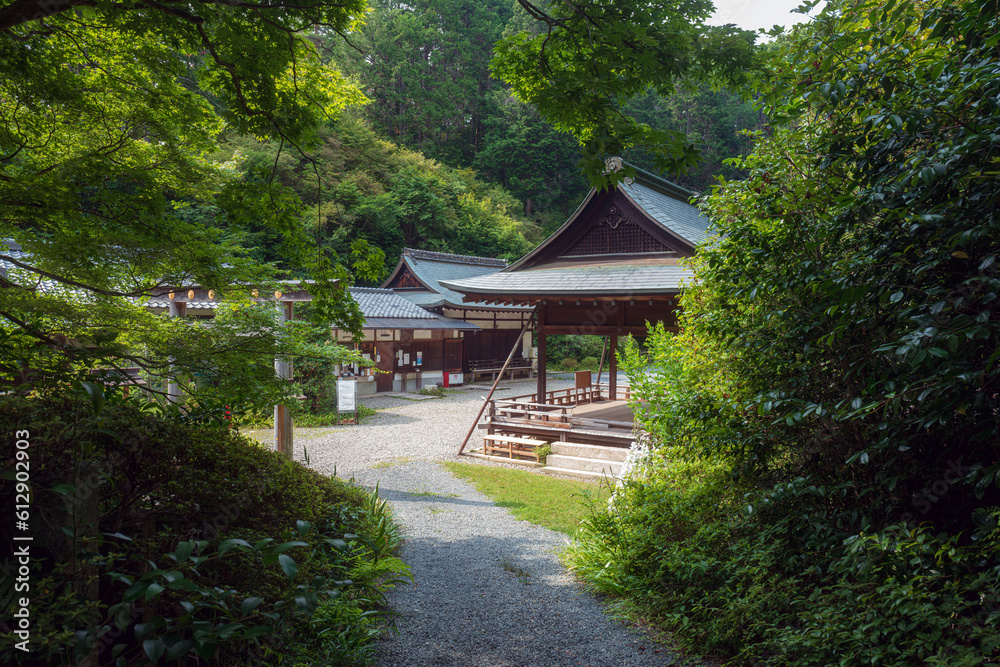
609, 334, 618, 400
595, 335, 609, 399
274, 301, 293, 458
457, 313, 534, 456
536, 328, 547, 406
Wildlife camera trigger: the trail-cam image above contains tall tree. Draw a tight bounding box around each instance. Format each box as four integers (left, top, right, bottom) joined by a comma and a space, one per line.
492, 0, 760, 183
330, 0, 511, 166
0, 2, 374, 399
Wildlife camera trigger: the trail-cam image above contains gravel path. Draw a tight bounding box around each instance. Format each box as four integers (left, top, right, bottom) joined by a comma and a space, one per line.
284, 380, 686, 666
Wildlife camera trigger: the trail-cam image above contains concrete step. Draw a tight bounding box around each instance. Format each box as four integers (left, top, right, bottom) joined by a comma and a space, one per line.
541, 466, 617, 482
549, 442, 628, 462
545, 454, 622, 477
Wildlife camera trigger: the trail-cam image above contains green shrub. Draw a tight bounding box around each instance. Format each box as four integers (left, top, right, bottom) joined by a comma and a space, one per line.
567, 446, 1000, 665
560, 357, 578, 370
0, 390, 407, 665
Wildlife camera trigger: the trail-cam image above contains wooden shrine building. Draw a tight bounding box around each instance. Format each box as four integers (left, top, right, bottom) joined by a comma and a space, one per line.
442, 161, 712, 454
332, 287, 479, 393
382, 248, 534, 380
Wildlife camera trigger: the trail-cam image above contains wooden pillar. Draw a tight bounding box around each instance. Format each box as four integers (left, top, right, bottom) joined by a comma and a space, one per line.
609, 334, 618, 400
274, 301, 293, 458
536, 329, 547, 404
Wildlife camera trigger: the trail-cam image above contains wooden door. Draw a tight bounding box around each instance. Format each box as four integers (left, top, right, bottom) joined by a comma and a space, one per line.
375, 342, 395, 392
444, 339, 463, 372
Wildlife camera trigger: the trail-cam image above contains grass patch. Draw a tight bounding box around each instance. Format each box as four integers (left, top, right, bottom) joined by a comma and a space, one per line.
442, 461, 610, 535
372, 457, 414, 469
500, 555, 531, 584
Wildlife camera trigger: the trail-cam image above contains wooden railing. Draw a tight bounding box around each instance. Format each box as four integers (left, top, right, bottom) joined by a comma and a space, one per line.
484, 382, 634, 434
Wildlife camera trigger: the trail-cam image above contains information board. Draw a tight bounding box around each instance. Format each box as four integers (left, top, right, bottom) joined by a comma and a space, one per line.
337, 379, 357, 413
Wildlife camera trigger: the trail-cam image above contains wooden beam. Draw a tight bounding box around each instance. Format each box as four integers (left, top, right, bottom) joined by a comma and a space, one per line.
536, 325, 656, 336
457, 313, 535, 456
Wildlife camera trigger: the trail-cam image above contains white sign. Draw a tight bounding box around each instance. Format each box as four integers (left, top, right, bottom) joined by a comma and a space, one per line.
337, 379, 357, 413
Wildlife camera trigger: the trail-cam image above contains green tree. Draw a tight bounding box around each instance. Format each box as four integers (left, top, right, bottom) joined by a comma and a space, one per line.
492, 0, 760, 183
562, 3, 1000, 662
472, 90, 589, 230
0, 2, 376, 401
684, 0, 1000, 524
622, 86, 764, 192
330, 0, 511, 166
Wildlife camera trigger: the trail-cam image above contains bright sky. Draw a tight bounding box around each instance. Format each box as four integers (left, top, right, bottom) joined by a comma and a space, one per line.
707, 0, 823, 32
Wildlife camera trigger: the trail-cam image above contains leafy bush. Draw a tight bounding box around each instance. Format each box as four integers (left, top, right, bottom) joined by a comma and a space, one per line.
559, 357, 578, 370
568, 442, 1000, 664
546, 335, 606, 368
0, 390, 408, 665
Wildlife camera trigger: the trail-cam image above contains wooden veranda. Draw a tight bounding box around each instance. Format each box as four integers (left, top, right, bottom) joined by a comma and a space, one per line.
479, 380, 636, 461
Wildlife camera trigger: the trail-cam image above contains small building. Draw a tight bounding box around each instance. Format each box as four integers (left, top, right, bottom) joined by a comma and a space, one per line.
382, 248, 534, 379
332, 287, 479, 393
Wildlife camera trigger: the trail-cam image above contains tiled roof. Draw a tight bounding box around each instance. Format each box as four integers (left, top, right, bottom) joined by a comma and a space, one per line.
350, 287, 437, 319
1, 240, 29, 277
439, 164, 708, 302
622, 179, 711, 247
441, 259, 693, 301
387, 248, 530, 311
392, 290, 448, 308
146, 301, 221, 310
347, 287, 480, 330
403, 248, 507, 268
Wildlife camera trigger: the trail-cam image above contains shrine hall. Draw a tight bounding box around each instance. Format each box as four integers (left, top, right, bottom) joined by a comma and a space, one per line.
441, 160, 712, 460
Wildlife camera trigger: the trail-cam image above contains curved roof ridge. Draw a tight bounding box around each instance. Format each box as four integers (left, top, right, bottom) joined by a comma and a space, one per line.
350, 286, 396, 294
403, 247, 508, 268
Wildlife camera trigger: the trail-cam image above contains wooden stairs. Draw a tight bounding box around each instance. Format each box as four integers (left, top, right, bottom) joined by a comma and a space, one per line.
472, 436, 628, 482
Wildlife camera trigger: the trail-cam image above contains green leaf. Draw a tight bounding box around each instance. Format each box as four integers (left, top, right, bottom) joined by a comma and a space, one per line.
240, 597, 265, 616
242, 624, 274, 640
143, 639, 165, 663
164, 639, 196, 661
79, 381, 105, 416
272, 540, 309, 554
218, 538, 252, 555
144, 583, 165, 600
278, 553, 297, 580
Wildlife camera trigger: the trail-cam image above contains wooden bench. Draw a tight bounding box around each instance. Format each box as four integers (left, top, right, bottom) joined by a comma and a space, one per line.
468, 358, 533, 382
482, 434, 548, 461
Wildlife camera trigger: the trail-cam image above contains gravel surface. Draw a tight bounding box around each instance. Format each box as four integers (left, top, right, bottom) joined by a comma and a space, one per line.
286, 379, 687, 666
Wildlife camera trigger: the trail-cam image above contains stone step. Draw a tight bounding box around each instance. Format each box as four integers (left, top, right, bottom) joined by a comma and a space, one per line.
545, 454, 622, 477
549, 441, 628, 462
541, 466, 616, 482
